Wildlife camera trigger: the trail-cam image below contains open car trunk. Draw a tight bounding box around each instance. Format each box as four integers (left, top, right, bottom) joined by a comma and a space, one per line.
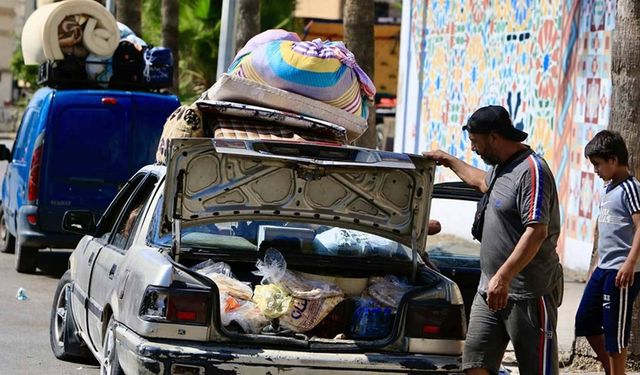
157, 138, 466, 354
174, 241, 465, 353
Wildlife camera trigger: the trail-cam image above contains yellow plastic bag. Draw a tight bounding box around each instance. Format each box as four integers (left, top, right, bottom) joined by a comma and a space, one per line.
252, 284, 292, 319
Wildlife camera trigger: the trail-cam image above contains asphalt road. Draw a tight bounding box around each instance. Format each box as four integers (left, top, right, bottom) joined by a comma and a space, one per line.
0, 138, 99, 374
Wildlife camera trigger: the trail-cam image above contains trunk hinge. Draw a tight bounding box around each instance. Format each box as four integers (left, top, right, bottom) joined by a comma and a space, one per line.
172, 169, 185, 262
411, 228, 418, 283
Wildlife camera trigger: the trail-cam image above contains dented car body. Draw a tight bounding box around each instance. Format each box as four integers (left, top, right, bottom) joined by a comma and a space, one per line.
50, 133, 472, 374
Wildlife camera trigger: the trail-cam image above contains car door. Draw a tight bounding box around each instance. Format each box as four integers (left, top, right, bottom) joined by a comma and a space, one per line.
71, 173, 148, 348
425, 181, 483, 323
86, 173, 159, 351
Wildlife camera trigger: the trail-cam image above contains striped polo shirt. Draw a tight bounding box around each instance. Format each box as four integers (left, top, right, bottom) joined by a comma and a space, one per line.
597, 176, 640, 271
478, 148, 563, 300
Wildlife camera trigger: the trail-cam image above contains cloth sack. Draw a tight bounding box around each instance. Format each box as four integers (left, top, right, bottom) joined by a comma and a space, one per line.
155, 104, 205, 164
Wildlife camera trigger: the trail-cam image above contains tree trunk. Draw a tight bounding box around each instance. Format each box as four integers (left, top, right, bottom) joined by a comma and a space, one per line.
116, 0, 142, 37
608, 0, 640, 360
162, 0, 179, 94
343, 0, 376, 148
236, 0, 261, 53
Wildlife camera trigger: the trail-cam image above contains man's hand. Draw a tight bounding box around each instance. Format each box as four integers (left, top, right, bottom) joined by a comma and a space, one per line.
486, 273, 510, 311
616, 261, 636, 288
422, 149, 488, 192
422, 150, 454, 168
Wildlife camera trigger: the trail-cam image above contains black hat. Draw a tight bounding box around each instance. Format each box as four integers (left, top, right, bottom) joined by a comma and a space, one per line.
462, 105, 528, 142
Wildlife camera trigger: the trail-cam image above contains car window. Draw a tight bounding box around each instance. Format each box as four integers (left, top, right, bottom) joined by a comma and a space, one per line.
148, 204, 413, 260
12, 108, 38, 163
111, 175, 158, 250
426, 197, 480, 260
96, 173, 147, 241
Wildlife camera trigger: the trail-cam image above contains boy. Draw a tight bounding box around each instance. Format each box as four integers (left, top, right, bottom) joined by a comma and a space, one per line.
575, 130, 640, 375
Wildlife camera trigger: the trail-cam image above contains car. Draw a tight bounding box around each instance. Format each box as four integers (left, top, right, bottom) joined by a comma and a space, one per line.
0, 86, 180, 273
48, 102, 478, 373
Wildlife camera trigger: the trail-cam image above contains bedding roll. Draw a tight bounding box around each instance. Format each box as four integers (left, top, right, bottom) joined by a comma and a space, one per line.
22, 0, 118, 65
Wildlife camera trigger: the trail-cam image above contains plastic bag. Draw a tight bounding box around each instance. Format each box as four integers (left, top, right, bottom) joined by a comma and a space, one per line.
348, 297, 393, 339
253, 248, 287, 284
363, 275, 415, 312
192, 260, 253, 300
252, 284, 292, 319
220, 292, 269, 334
192, 259, 234, 276
279, 270, 344, 299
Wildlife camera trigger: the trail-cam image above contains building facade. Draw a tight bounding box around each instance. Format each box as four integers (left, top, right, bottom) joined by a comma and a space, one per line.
396, 0, 615, 271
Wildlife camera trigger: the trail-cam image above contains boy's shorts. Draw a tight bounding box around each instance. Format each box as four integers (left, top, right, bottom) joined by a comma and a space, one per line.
575, 267, 640, 353
463, 291, 560, 375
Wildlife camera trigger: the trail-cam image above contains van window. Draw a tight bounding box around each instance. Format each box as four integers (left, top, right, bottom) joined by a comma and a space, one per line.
12, 109, 38, 163
49, 107, 129, 183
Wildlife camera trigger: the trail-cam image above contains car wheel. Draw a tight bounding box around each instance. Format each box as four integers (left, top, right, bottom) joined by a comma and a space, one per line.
49, 270, 92, 362
0, 210, 15, 253
15, 241, 38, 273
101, 317, 124, 375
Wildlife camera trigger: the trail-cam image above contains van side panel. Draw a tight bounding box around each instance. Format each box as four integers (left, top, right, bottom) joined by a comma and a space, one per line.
2, 88, 53, 236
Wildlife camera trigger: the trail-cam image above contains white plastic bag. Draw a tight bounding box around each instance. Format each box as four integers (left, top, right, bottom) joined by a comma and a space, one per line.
220, 292, 269, 334
364, 275, 415, 312
192, 260, 253, 300
253, 248, 287, 284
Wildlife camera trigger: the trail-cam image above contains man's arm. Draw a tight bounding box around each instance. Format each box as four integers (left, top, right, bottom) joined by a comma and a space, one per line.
616, 212, 640, 288
423, 150, 488, 192
486, 223, 548, 311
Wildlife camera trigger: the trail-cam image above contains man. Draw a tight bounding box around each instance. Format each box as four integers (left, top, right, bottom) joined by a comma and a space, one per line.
424, 105, 563, 375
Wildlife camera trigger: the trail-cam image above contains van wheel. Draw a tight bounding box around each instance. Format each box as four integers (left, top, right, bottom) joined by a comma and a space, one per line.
101, 317, 124, 375
15, 242, 38, 273
0, 211, 15, 253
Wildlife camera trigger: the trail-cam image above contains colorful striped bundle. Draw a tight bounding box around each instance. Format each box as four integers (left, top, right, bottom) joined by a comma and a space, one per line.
227, 29, 376, 119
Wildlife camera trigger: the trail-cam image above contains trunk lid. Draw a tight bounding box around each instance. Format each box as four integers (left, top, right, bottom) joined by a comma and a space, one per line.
163, 138, 435, 258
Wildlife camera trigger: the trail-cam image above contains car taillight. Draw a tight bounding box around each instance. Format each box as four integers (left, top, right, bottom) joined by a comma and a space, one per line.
405, 301, 466, 340
27, 135, 45, 203
139, 286, 211, 325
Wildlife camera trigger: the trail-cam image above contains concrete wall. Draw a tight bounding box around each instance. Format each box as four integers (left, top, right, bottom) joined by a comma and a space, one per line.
396, 0, 615, 272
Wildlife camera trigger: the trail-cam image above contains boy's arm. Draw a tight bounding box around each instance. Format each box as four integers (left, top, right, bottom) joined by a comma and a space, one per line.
616, 212, 640, 288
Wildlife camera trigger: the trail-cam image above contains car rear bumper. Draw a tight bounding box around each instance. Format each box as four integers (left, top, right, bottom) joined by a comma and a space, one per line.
115, 324, 464, 375
17, 205, 81, 248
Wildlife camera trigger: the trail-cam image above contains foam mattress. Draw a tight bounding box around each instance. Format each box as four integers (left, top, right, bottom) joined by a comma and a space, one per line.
22, 0, 119, 65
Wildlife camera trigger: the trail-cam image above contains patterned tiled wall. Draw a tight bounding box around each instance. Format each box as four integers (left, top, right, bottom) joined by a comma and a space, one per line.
395, 0, 616, 270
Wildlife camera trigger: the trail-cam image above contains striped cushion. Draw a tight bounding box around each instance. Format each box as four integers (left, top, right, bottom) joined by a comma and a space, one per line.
227, 29, 375, 119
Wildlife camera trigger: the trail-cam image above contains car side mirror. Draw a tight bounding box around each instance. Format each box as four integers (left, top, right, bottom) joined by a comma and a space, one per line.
0, 144, 11, 161
62, 210, 96, 235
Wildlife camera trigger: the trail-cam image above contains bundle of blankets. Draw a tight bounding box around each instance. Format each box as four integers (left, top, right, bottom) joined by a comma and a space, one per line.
156, 29, 376, 164
21, 0, 152, 85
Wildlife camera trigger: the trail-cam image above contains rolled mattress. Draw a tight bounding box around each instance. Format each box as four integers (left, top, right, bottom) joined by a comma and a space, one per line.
22, 0, 119, 65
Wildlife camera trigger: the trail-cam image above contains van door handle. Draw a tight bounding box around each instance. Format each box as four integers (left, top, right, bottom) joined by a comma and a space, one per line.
87, 252, 95, 265
108, 264, 117, 279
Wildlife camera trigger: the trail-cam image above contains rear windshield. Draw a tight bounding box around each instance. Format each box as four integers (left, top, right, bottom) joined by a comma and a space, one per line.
149, 200, 412, 260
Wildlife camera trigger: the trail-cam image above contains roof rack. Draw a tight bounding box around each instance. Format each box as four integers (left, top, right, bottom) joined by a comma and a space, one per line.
37, 58, 173, 92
